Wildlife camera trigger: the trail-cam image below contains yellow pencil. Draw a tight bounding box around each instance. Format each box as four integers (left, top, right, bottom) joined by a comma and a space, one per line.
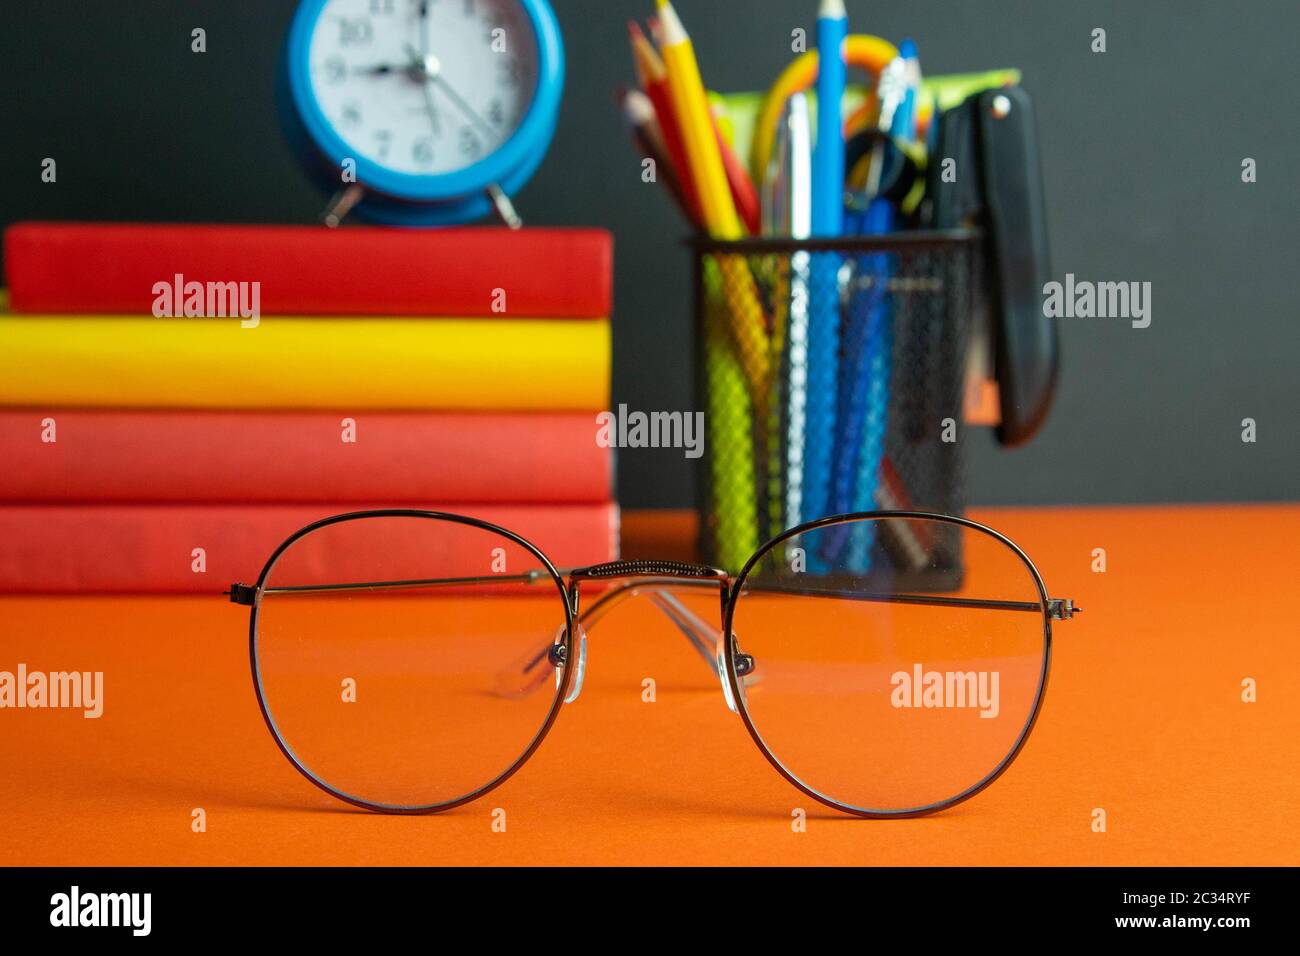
657, 0, 740, 236
656, 0, 769, 397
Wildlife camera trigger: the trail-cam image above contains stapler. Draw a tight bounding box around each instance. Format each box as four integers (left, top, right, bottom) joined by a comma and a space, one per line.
927, 84, 1057, 447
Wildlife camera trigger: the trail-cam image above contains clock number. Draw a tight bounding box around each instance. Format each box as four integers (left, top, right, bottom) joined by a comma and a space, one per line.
488, 98, 506, 127
413, 138, 434, 167
323, 56, 346, 83
373, 129, 393, 160
460, 128, 483, 159
368, 0, 395, 13
341, 101, 363, 126
339, 18, 373, 46
498, 59, 521, 87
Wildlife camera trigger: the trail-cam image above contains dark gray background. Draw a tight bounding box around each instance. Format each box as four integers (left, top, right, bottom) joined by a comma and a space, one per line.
2, 1, 1294, 507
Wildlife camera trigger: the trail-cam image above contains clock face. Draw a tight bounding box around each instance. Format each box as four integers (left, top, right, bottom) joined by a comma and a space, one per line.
305, 0, 540, 178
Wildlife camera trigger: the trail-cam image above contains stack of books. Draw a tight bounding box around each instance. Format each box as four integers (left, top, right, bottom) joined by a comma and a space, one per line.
0, 223, 617, 592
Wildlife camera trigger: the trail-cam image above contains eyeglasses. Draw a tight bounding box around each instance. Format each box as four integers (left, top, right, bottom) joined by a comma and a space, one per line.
227, 510, 1079, 817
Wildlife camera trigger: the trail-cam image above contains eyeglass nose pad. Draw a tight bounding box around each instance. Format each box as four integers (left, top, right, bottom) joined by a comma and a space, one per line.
715, 637, 750, 714
715, 641, 738, 713
551, 623, 588, 704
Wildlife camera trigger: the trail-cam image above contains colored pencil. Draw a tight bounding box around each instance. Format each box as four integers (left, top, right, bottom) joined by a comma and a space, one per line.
813, 0, 848, 239
656, 0, 769, 400
628, 20, 703, 225
620, 86, 696, 224
801, 0, 850, 561
633, 17, 759, 234
711, 104, 762, 235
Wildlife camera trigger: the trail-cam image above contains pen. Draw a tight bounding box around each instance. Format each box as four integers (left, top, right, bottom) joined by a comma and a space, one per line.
842, 39, 921, 570
765, 93, 813, 531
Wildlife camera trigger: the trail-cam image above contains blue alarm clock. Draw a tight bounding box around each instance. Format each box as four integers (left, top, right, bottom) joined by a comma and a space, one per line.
282, 0, 564, 225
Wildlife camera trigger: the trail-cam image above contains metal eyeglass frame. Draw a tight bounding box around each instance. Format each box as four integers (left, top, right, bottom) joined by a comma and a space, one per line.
228, 509, 1080, 818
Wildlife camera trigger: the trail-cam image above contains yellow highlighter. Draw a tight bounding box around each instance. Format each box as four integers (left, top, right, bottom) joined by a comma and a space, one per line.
657, 0, 769, 402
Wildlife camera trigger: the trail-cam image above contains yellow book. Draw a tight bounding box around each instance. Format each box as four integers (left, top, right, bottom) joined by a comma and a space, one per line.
0, 315, 610, 410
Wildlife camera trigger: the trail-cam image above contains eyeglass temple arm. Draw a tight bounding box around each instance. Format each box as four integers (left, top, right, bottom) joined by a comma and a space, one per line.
229, 570, 557, 602
230, 574, 1080, 623
225, 572, 726, 697
228, 572, 1079, 700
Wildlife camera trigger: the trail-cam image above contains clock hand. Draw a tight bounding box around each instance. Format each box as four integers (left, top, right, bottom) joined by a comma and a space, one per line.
400, 43, 442, 138
401, 43, 492, 143
419, 82, 442, 137
428, 73, 496, 142
418, 0, 432, 59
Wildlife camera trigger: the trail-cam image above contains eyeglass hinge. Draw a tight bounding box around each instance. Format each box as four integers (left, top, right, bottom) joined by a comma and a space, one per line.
226, 583, 258, 606
1048, 598, 1080, 622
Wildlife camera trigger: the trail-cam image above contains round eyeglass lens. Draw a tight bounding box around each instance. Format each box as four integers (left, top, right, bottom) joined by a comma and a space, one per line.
253, 514, 569, 810
729, 516, 1049, 814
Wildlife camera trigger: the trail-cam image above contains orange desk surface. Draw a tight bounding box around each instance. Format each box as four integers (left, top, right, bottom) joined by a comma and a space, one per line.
1, 504, 1296, 867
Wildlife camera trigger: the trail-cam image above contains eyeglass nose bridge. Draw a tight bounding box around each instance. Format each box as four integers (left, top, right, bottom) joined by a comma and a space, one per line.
567, 560, 737, 709
569, 558, 730, 583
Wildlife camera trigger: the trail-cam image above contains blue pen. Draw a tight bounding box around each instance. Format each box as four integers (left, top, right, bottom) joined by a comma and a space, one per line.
842, 39, 915, 567
803, 0, 847, 562
823, 40, 919, 570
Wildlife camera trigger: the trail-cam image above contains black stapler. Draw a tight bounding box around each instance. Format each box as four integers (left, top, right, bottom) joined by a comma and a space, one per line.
927, 85, 1057, 447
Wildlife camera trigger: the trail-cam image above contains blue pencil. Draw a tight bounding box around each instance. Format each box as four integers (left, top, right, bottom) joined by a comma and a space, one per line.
812, 0, 847, 236
803, 0, 847, 560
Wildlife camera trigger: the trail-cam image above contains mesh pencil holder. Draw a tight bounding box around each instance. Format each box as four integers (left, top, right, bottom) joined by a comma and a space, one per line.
692, 230, 981, 581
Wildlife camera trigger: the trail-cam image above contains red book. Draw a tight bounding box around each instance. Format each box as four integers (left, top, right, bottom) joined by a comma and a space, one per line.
0, 502, 619, 593
0, 410, 608, 504
4, 222, 613, 318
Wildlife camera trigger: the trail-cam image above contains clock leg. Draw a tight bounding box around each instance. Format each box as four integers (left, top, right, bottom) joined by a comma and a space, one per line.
321, 184, 366, 228
488, 184, 523, 230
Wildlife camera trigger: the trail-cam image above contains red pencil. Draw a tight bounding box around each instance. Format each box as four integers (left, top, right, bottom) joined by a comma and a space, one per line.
629, 20, 703, 226
712, 107, 762, 236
